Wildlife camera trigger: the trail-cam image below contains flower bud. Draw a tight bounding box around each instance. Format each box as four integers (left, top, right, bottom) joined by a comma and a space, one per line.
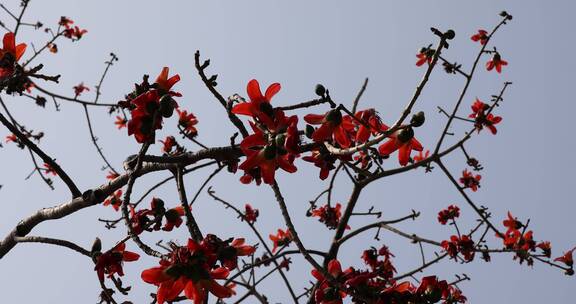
315, 84, 326, 97
410, 111, 425, 127
159, 95, 176, 118
325, 109, 342, 125
91, 237, 102, 254
305, 125, 315, 139
397, 127, 414, 143
444, 29, 456, 40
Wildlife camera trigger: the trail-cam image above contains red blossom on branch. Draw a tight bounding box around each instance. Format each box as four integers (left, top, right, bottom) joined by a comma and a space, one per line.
486, 52, 508, 73
469, 98, 502, 134
459, 169, 481, 191
0, 32, 27, 78
94, 242, 140, 283
470, 29, 489, 45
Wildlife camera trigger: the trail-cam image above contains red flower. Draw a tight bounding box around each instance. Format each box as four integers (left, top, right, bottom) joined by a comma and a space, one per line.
59, 16, 74, 28
141, 239, 235, 304
354, 109, 388, 143
536, 241, 552, 258
43, 163, 57, 176
416, 47, 435, 66
243, 204, 259, 224
114, 116, 127, 129
94, 242, 140, 283
176, 109, 198, 136
106, 171, 119, 180
232, 79, 280, 129
459, 169, 481, 191
413, 149, 430, 163
311, 259, 348, 304
162, 206, 185, 231
103, 190, 123, 211
0, 32, 27, 78
269, 228, 293, 253
416, 276, 449, 303
311, 203, 349, 230
304, 109, 355, 148
486, 52, 508, 73
63, 26, 87, 40
470, 29, 489, 45
441, 235, 475, 262
159, 136, 177, 154
303, 147, 339, 180
554, 247, 575, 267
154, 67, 182, 97
127, 90, 163, 143
5, 134, 17, 143
73, 82, 90, 98
437, 205, 460, 225
503, 211, 523, 233
238, 120, 298, 185
468, 99, 502, 134
378, 128, 423, 166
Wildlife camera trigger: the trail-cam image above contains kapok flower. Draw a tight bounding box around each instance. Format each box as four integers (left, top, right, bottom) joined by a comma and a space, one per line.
127, 90, 163, 143
471, 29, 489, 45
536, 241, 552, 258
486, 52, 508, 73
311, 259, 348, 304
59, 16, 74, 28
243, 204, 259, 224
176, 109, 198, 136
73, 82, 90, 98
303, 147, 339, 180
103, 189, 123, 211
437, 205, 460, 225
415, 276, 450, 303
441, 235, 475, 262
554, 247, 575, 267
162, 206, 185, 231
5, 134, 17, 143
378, 128, 423, 166
412, 149, 430, 163
238, 118, 298, 185
311, 203, 348, 230
269, 228, 293, 253
304, 109, 355, 148
154, 67, 182, 97
232, 79, 280, 129
468, 98, 502, 134
459, 169, 481, 191
354, 108, 388, 143
0, 32, 27, 78
63, 26, 87, 40
114, 116, 127, 129
416, 46, 435, 66
141, 239, 235, 304
43, 163, 57, 176
94, 242, 140, 283
503, 211, 523, 233
159, 136, 177, 154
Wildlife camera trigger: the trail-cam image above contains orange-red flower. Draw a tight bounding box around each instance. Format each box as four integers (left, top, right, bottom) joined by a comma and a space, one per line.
0, 32, 27, 78
5, 134, 17, 143
416, 47, 434, 66
103, 189, 123, 211
311, 203, 349, 230
106, 170, 119, 180
471, 29, 489, 45
141, 239, 236, 304
269, 228, 293, 253
304, 109, 355, 148
437, 205, 460, 225
159, 136, 177, 154
114, 116, 127, 129
94, 242, 140, 283
378, 128, 423, 166
243, 204, 259, 224
354, 109, 388, 143
459, 169, 481, 191
162, 206, 185, 231
311, 259, 348, 304
176, 109, 198, 136
554, 247, 575, 267
155, 67, 182, 97
232, 79, 280, 129
63, 26, 87, 40
468, 98, 502, 134
486, 52, 508, 73
73, 82, 90, 97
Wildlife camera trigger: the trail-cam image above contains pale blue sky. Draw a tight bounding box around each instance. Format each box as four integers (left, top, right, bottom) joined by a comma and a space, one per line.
0, 1, 573, 303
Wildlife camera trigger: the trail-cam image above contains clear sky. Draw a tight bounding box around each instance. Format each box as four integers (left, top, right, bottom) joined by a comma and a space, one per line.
0, 1, 574, 303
